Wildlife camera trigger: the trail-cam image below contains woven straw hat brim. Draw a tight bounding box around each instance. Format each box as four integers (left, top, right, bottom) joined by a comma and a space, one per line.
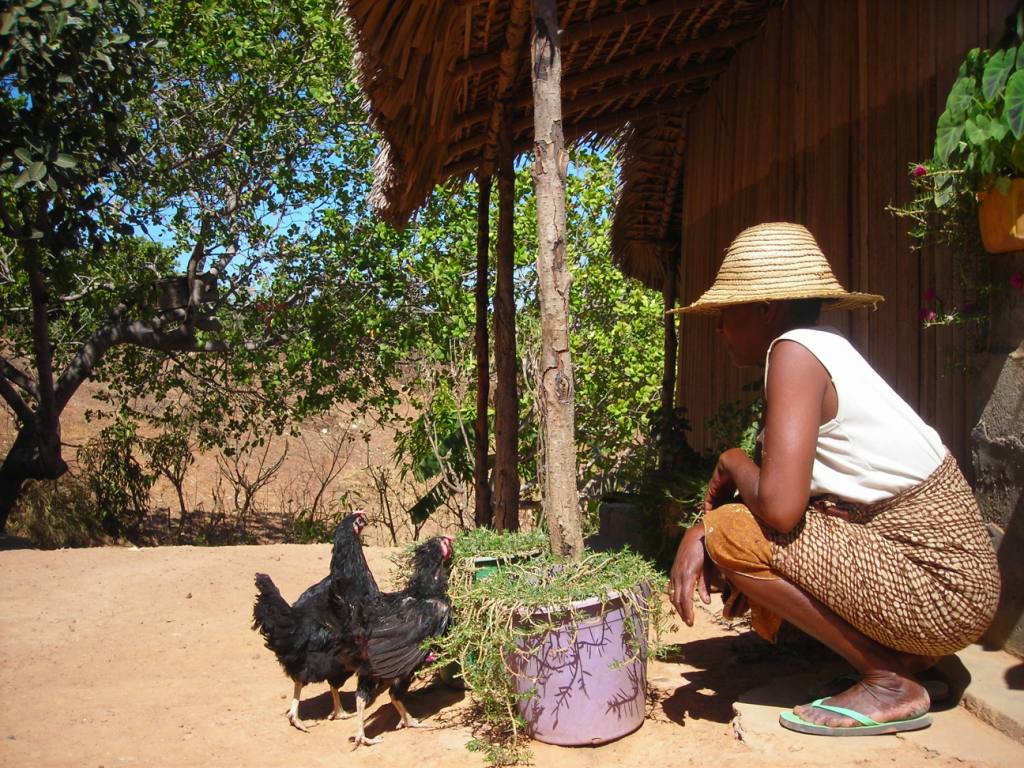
669, 222, 884, 315
671, 290, 884, 315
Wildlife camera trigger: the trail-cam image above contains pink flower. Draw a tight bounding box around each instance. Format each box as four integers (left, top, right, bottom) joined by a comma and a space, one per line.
913, 164, 928, 177
918, 308, 938, 323
923, 287, 936, 303
962, 301, 977, 315
1010, 272, 1024, 291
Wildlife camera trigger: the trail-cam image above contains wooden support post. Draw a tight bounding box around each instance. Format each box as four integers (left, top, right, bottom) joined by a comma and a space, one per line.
531, 0, 582, 559
474, 175, 493, 528
493, 115, 520, 532
660, 254, 678, 471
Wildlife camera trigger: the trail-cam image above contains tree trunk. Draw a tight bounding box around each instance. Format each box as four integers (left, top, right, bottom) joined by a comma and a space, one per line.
660, 255, 679, 471
530, 0, 583, 559
493, 113, 520, 531
474, 175, 494, 528
0, 421, 68, 533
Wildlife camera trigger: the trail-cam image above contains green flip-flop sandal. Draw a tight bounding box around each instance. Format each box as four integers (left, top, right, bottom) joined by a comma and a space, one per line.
779, 697, 932, 736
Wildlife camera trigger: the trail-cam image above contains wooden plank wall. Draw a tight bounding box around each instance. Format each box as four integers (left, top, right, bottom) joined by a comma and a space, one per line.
675, 0, 1016, 471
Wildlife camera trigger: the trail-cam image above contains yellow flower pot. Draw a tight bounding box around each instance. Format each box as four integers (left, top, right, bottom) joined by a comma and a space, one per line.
977, 177, 1024, 253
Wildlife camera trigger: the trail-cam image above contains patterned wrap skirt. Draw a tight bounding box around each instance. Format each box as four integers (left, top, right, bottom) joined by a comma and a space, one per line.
705, 453, 1001, 657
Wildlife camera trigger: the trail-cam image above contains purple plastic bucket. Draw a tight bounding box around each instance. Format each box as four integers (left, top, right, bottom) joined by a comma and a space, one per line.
508, 588, 648, 746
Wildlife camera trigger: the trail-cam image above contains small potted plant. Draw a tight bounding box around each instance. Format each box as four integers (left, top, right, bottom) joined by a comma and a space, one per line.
429, 536, 670, 765
895, 40, 1024, 253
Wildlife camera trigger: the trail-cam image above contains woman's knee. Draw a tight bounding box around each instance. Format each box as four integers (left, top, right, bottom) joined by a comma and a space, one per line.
704, 503, 775, 579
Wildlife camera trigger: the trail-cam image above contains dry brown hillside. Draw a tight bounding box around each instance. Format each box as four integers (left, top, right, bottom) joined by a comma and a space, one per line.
1, 379, 463, 547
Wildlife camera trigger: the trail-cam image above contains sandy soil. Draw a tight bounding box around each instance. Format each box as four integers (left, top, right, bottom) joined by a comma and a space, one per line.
0, 540, 1014, 768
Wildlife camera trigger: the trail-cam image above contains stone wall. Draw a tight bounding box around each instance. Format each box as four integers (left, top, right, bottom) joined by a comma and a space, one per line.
973, 258, 1024, 658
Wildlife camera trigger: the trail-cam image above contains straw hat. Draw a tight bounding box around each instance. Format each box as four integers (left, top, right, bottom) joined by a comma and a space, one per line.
672, 222, 884, 315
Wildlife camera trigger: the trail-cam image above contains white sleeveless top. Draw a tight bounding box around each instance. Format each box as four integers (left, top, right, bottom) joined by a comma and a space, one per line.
764, 327, 945, 504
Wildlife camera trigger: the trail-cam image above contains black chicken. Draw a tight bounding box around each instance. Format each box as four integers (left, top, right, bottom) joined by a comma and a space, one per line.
350, 535, 453, 747
252, 510, 378, 731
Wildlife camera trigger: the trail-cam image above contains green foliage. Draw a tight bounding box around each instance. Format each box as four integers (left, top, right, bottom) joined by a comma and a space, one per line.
565, 151, 665, 505
77, 414, 155, 538
1, 0, 159, 222
0, 0, 437, 528
386, 147, 665, 531
707, 384, 764, 457
430, 541, 669, 764
448, 526, 550, 564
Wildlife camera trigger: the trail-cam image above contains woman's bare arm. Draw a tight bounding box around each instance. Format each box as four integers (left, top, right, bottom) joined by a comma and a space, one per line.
710, 340, 830, 534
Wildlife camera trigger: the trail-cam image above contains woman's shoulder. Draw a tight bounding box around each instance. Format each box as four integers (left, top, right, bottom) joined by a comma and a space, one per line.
773, 326, 857, 359
776, 325, 846, 344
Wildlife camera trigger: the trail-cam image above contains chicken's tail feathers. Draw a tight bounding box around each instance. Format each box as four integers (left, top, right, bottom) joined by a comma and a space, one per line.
252, 572, 292, 636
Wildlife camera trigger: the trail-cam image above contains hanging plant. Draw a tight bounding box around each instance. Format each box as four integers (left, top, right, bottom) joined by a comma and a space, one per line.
892, 42, 1024, 254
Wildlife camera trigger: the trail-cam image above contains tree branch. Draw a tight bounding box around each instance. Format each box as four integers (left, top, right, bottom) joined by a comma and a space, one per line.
0, 356, 39, 402
0, 369, 34, 424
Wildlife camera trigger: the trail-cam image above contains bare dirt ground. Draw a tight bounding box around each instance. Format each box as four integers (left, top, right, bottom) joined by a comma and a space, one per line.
2, 539, 1020, 768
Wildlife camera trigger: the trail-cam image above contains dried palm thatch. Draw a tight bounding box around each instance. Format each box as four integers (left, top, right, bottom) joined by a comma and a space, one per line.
342, 0, 781, 253
611, 108, 689, 290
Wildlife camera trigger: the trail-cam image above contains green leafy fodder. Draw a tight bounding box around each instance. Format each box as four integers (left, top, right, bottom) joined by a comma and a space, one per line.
428, 546, 670, 764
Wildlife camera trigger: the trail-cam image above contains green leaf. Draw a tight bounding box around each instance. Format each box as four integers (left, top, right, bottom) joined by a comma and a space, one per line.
988, 117, 1009, 142
28, 161, 46, 181
0, 12, 15, 35
945, 76, 975, 121
1011, 139, 1024, 172
983, 48, 1014, 101
1005, 70, 1024, 138
14, 147, 32, 164
965, 116, 988, 146
12, 168, 32, 188
54, 152, 76, 168
1018, 44, 1024, 72
934, 109, 964, 163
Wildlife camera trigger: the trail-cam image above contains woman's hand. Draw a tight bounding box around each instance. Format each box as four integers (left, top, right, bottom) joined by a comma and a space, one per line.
703, 449, 744, 512
668, 522, 715, 626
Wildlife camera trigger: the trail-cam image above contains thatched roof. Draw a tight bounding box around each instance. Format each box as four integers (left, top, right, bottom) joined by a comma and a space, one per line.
611, 109, 688, 290
343, 0, 780, 238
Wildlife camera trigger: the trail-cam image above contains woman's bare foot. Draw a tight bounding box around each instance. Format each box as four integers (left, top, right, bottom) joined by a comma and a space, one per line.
794, 670, 929, 727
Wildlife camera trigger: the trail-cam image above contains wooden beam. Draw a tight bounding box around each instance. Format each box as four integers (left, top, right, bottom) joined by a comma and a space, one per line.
492, 117, 519, 532
473, 174, 493, 528
532, 0, 582, 559
458, 0, 708, 78
659, 256, 678, 471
